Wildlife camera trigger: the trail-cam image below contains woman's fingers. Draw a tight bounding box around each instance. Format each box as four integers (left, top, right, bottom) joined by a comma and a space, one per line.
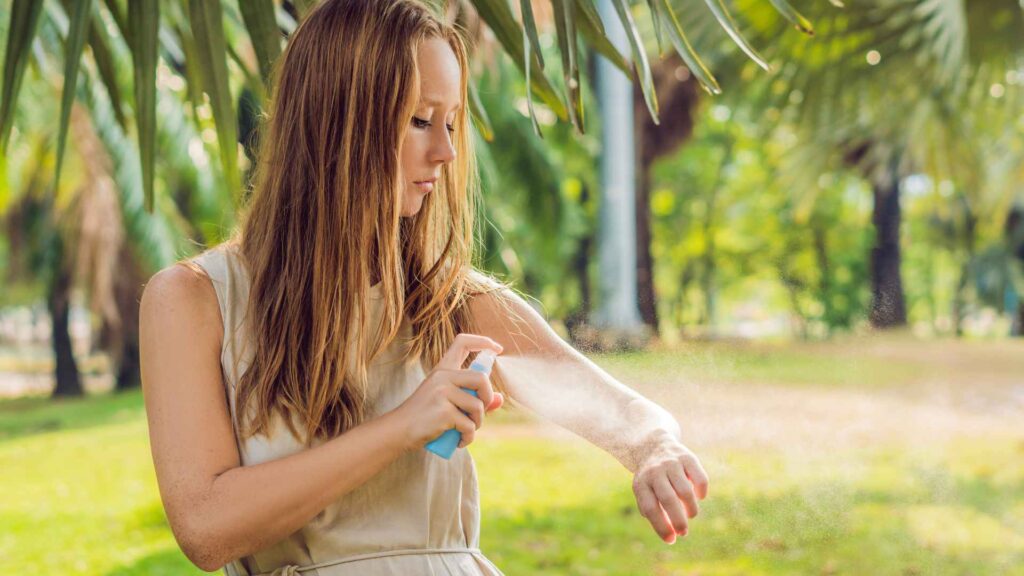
443, 369, 496, 413
436, 333, 503, 371
652, 475, 690, 535
634, 476, 677, 544
667, 459, 700, 518
683, 454, 711, 500
634, 450, 709, 544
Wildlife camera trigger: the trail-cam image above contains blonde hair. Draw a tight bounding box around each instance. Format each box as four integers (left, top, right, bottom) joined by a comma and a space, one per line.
217, 0, 520, 447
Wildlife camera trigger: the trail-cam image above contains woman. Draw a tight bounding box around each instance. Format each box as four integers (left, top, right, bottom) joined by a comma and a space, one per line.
139, 1, 709, 574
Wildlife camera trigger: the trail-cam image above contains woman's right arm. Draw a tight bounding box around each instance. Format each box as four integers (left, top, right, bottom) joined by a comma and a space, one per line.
139, 265, 413, 572
139, 264, 499, 569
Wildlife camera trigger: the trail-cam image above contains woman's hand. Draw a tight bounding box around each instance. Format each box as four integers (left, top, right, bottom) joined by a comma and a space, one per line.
632, 438, 709, 544
392, 333, 505, 451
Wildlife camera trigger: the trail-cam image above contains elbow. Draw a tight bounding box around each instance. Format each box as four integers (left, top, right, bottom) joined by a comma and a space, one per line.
181, 535, 225, 573
173, 515, 227, 572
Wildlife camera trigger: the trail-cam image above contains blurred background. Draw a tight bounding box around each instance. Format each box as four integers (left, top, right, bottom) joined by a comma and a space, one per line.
0, 0, 1021, 574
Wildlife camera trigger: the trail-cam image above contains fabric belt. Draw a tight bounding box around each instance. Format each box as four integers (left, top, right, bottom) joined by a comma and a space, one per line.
234, 547, 492, 576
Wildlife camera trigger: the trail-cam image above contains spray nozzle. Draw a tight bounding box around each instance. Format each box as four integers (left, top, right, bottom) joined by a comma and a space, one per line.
469, 349, 498, 374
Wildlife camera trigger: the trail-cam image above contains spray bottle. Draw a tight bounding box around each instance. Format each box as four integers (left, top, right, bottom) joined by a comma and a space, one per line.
425, 349, 497, 459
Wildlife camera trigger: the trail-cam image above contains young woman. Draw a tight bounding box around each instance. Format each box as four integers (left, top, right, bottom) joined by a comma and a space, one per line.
139, 1, 709, 574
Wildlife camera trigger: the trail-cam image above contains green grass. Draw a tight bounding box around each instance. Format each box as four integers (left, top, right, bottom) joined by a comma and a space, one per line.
1, 347, 1022, 575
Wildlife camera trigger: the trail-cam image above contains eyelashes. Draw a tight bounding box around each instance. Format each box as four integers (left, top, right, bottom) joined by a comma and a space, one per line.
413, 116, 455, 134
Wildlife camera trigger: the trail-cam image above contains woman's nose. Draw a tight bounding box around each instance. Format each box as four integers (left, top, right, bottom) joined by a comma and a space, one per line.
431, 131, 456, 164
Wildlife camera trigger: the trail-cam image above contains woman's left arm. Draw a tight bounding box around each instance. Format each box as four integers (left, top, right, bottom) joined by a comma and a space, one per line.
467, 286, 710, 543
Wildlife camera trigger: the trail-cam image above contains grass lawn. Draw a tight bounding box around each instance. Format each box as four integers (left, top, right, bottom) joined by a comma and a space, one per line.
1, 341, 1022, 575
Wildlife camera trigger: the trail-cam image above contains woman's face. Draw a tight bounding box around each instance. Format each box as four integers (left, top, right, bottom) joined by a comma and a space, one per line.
399, 37, 462, 217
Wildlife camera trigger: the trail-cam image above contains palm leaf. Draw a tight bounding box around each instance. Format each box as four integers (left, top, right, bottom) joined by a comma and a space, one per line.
574, 0, 631, 77
552, 0, 584, 133
237, 0, 282, 84
85, 6, 127, 129
468, 79, 494, 141
702, 0, 770, 71
0, 0, 46, 151
607, 0, 661, 124
55, 0, 95, 192
651, 0, 721, 94
767, 0, 814, 35
519, 0, 545, 70
470, 0, 568, 121
128, 0, 158, 212
188, 0, 241, 206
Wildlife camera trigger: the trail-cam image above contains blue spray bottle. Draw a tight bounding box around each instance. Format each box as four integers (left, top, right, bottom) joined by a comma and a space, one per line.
425, 349, 497, 459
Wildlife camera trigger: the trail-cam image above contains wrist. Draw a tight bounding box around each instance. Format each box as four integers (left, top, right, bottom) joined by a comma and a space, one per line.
378, 409, 414, 455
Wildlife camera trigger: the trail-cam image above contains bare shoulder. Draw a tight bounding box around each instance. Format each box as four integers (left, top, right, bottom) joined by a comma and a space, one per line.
465, 277, 556, 356
140, 262, 222, 341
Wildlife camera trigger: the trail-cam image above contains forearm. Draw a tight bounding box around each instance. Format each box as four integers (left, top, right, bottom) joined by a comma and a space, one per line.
494, 349, 683, 474
187, 411, 410, 570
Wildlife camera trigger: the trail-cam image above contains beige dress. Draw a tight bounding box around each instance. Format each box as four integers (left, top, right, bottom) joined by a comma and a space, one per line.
190, 244, 505, 576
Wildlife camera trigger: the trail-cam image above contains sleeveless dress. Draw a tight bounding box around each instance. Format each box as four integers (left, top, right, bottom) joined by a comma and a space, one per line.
189, 243, 505, 576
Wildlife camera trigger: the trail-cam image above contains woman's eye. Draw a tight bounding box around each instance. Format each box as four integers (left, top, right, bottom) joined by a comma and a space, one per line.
413, 117, 455, 134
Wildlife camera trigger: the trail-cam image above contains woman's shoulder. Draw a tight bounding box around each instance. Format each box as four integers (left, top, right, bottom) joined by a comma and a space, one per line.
140, 253, 226, 344
142, 262, 220, 318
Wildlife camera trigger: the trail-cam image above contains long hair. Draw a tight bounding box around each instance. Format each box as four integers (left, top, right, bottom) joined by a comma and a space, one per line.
224, 0, 520, 447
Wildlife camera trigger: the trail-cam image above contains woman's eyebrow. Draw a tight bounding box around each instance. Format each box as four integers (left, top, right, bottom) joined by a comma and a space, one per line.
421, 96, 462, 111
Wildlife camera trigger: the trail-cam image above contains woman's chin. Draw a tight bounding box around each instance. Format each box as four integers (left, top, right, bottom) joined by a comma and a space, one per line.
400, 196, 426, 217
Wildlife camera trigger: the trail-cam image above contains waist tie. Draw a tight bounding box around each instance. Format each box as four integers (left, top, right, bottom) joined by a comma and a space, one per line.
250, 547, 488, 576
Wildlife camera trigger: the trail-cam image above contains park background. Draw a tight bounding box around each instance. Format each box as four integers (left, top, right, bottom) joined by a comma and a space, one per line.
0, 0, 1022, 574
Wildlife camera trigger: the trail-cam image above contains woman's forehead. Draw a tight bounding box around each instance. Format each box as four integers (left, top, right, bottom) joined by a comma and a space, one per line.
416, 38, 461, 110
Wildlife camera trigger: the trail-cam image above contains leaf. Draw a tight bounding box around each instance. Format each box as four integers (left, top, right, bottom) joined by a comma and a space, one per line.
188, 0, 241, 206
521, 5, 543, 139
237, 0, 281, 84
128, 0, 158, 212
102, 0, 128, 39
767, 0, 815, 35
519, 0, 544, 70
702, 0, 771, 72
468, 80, 494, 142
85, 7, 127, 129
552, 0, 584, 133
0, 0, 46, 151
470, 0, 568, 121
608, 0, 660, 124
651, 0, 721, 95
644, 0, 665, 56
172, 22, 205, 126
56, 0, 95, 192
574, 0, 631, 78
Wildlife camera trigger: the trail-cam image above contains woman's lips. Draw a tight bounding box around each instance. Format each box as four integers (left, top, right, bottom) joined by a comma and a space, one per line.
414, 181, 434, 192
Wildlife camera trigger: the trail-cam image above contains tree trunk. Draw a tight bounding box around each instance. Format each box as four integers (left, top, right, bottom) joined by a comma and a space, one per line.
952, 198, 977, 337
633, 53, 699, 333
635, 159, 658, 331
812, 222, 832, 333
114, 246, 146, 391
49, 238, 83, 398
566, 183, 593, 335
869, 166, 907, 328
